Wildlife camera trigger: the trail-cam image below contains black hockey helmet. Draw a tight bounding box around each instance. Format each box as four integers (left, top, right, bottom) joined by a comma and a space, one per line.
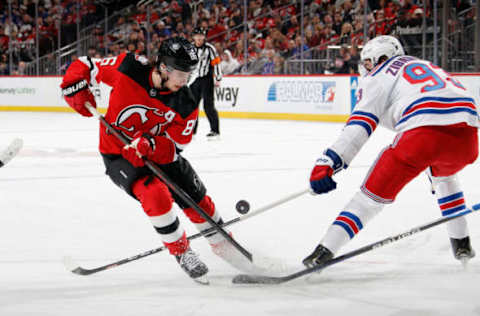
192, 26, 207, 36
157, 36, 198, 72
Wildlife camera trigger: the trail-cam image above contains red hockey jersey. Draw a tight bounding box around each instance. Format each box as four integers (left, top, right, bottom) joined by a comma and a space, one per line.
61, 53, 198, 155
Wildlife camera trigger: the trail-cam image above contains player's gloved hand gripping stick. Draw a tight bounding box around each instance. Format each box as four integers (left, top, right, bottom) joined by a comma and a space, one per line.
84, 103, 252, 262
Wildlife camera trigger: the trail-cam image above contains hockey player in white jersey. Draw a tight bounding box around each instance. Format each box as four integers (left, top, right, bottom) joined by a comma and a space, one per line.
304, 35, 479, 268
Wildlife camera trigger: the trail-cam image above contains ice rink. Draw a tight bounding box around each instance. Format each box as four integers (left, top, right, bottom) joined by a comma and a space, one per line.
1, 111, 480, 316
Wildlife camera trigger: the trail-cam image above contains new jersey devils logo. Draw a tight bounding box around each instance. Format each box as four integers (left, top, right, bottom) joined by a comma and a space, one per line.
114, 105, 175, 140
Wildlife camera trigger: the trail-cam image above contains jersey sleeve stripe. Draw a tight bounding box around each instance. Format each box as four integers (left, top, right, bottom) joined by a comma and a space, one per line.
78, 56, 100, 85
346, 111, 379, 136
346, 121, 375, 136
351, 110, 379, 123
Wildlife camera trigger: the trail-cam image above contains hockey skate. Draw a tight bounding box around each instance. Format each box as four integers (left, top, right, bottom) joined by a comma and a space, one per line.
206, 131, 220, 141
302, 244, 334, 268
450, 236, 475, 267
175, 247, 209, 285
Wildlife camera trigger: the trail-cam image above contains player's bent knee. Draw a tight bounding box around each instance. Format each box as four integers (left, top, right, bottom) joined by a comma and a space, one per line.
183, 195, 216, 223
133, 177, 173, 216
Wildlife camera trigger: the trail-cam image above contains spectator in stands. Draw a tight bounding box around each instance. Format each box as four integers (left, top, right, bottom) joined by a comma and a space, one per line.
273, 54, 284, 74
43, 53, 56, 75
282, 39, 296, 59
207, 16, 227, 43
323, 14, 334, 31
220, 49, 240, 75
339, 22, 353, 44
136, 41, 146, 55
0, 54, 9, 75
111, 16, 130, 42
109, 43, 120, 56
180, 0, 193, 24
155, 20, 171, 39
0, 25, 9, 53
261, 49, 275, 74
305, 27, 320, 48
282, 15, 300, 39
270, 27, 288, 52
333, 10, 344, 35
349, 44, 360, 73
87, 46, 97, 58
126, 42, 135, 53
374, 9, 387, 35
119, 42, 127, 54
93, 25, 105, 51
14, 61, 27, 75
330, 45, 349, 74
342, 0, 354, 23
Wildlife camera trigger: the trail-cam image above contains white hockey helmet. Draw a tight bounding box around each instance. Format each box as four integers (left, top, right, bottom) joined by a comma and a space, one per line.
359, 35, 405, 75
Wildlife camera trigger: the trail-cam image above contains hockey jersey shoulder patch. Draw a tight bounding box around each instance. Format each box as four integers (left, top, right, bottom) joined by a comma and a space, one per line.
118, 53, 152, 91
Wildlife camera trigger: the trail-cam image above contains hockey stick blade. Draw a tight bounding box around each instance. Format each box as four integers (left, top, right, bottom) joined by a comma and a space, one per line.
64, 247, 167, 276
0, 138, 23, 167
232, 203, 480, 285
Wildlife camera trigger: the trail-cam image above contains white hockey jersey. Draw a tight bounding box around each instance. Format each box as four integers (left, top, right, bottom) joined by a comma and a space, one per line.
329, 55, 479, 166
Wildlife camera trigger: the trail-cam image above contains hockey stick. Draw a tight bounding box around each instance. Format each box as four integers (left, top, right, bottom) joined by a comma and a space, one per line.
85, 104, 252, 262
0, 138, 23, 168
232, 203, 480, 285
64, 187, 310, 275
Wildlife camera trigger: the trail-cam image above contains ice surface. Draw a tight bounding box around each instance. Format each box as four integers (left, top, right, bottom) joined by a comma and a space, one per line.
1, 112, 479, 316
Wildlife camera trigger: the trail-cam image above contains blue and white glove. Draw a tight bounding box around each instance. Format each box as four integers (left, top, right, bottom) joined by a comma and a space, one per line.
309, 149, 345, 194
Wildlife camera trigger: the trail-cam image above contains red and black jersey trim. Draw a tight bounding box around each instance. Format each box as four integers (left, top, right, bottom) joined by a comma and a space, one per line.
117, 53, 153, 93
157, 86, 197, 119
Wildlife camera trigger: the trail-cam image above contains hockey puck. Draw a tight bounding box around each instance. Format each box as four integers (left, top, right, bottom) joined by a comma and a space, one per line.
236, 200, 250, 214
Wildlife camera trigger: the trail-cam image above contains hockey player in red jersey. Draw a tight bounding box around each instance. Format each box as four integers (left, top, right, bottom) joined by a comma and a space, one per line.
60, 37, 241, 282
304, 35, 479, 268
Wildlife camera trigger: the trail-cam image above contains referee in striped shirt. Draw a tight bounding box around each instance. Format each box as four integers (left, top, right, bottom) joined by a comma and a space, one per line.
189, 27, 223, 139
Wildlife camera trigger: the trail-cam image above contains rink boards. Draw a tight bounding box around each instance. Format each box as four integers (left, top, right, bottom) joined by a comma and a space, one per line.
0, 74, 479, 122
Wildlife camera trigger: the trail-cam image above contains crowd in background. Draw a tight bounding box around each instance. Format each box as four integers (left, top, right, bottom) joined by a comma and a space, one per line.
0, 0, 476, 75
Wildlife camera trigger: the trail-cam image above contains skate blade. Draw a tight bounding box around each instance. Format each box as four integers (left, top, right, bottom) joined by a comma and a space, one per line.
459, 256, 471, 270
207, 136, 220, 141
193, 275, 210, 285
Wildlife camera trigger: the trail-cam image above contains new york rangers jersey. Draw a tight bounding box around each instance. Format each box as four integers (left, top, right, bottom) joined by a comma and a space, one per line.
330, 55, 479, 166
